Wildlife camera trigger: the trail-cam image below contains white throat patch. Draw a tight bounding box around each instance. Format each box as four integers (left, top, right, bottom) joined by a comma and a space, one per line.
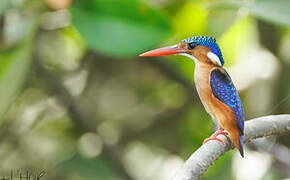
207, 52, 222, 66
179, 53, 198, 62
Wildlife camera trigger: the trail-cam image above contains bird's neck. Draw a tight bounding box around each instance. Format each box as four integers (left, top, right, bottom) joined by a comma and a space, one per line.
194, 62, 217, 97
194, 62, 216, 81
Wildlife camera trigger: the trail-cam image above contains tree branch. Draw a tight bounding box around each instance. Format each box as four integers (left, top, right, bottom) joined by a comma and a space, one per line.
173, 114, 290, 180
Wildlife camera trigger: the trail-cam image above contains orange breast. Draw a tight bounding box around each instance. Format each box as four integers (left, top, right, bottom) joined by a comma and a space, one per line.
194, 61, 243, 155
194, 62, 237, 131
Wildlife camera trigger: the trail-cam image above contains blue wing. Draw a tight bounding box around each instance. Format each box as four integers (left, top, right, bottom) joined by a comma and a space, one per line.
210, 68, 244, 135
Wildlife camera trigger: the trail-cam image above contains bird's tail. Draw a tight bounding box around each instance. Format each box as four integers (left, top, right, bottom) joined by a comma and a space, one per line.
230, 131, 244, 157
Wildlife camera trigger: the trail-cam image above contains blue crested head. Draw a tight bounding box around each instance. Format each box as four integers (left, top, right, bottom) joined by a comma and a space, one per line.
181, 36, 224, 66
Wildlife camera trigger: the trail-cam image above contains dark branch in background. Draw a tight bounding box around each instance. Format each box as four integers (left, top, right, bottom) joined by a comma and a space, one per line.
33, 58, 133, 180
0, 17, 4, 47
172, 114, 290, 180
257, 21, 280, 54
34, 59, 96, 131
257, 20, 287, 114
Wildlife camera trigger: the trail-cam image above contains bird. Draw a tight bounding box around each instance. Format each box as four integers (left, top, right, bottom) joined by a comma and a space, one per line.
139, 36, 245, 157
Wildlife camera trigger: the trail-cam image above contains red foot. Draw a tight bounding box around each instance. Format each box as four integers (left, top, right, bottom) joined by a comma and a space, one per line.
203, 129, 229, 145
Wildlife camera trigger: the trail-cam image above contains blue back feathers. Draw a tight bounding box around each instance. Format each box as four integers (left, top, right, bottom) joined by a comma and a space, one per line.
181, 36, 224, 66
210, 69, 244, 135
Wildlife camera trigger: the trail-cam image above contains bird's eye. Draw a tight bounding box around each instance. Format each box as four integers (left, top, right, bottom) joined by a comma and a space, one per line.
188, 42, 197, 50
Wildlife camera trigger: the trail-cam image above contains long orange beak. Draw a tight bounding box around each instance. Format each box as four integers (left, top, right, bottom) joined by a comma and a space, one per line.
139, 45, 190, 57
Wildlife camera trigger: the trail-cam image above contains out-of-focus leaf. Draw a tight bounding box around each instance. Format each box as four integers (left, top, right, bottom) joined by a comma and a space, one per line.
71, 0, 171, 57
0, 21, 35, 119
209, 0, 290, 27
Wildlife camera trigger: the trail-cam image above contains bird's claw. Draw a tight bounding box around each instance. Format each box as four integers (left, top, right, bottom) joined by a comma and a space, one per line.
203, 137, 226, 145
203, 129, 228, 145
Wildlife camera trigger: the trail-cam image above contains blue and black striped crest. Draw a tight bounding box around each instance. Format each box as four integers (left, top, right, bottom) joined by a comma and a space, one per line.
181, 36, 216, 44
181, 36, 224, 66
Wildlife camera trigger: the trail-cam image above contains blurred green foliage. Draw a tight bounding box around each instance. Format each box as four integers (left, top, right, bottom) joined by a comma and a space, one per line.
59, 155, 122, 180
71, 0, 171, 56
0, 44, 31, 119
0, 0, 289, 180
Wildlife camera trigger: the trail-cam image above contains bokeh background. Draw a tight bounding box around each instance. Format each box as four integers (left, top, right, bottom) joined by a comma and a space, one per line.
0, 0, 289, 179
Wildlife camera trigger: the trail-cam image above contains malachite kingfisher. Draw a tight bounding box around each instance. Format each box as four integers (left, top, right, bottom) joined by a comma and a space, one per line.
140, 36, 245, 157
